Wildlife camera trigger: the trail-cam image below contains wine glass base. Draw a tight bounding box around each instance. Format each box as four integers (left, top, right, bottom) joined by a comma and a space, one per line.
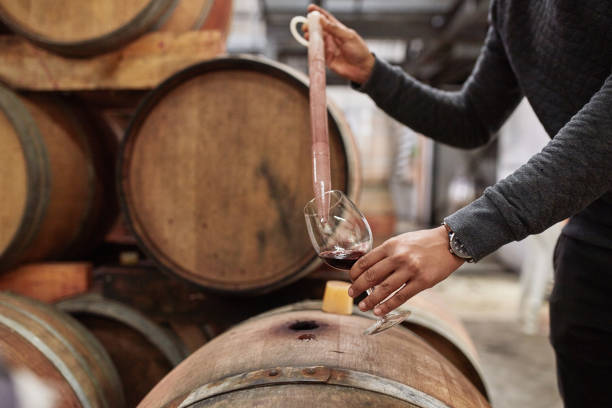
363, 310, 411, 335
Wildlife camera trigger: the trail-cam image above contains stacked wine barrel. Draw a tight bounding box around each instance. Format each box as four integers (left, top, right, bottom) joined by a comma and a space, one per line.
0, 0, 233, 55
0, 292, 125, 407
0, 87, 116, 272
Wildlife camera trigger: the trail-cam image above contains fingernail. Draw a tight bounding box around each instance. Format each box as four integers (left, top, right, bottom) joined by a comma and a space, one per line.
374, 307, 382, 316
358, 301, 366, 310
348, 288, 354, 297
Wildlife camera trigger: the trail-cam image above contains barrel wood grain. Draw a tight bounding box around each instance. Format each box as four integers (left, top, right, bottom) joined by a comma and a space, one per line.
0, 32, 225, 91
0, 0, 176, 56
137, 309, 489, 408
0, 87, 115, 271
58, 295, 188, 408
0, 292, 124, 408
158, 0, 214, 32
0, 263, 91, 302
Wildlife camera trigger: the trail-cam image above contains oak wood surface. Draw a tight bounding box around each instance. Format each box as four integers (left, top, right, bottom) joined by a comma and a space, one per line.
200, 0, 233, 45
0, 292, 124, 408
137, 309, 489, 408
0, 31, 224, 90
120, 57, 359, 293
58, 295, 188, 408
0, 262, 91, 302
0, 0, 151, 42
0, 107, 27, 252
0, 89, 115, 270
158, 0, 214, 32
0, 0, 176, 56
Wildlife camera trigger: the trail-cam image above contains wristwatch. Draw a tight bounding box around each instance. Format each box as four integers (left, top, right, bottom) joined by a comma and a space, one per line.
442, 222, 475, 263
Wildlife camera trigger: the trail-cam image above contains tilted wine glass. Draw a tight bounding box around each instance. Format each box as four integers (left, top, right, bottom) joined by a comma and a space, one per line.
304, 190, 410, 335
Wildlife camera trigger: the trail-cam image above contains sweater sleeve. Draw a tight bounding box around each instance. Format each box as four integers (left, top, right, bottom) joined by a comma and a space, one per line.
354, 24, 522, 148
445, 73, 612, 260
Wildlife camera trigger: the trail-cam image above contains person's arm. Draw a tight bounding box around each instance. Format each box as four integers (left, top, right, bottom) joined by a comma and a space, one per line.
307, 4, 523, 148
350, 73, 612, 317
444, 73, 612, 260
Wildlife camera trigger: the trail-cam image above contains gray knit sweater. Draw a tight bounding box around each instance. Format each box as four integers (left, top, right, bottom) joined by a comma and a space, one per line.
355, 0, 612, 260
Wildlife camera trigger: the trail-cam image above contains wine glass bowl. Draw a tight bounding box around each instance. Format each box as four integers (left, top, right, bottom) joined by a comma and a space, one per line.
304, 190, 372, 268
304, 190, 410, 335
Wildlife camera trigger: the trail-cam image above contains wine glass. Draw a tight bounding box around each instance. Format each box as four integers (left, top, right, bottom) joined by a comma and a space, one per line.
304, 190, 410, 335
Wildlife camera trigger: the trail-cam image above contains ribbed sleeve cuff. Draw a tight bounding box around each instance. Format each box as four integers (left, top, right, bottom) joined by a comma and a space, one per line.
444, 191, 518, 262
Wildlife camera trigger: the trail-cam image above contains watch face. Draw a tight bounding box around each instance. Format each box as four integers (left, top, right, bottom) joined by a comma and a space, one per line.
450, 235, 471, 259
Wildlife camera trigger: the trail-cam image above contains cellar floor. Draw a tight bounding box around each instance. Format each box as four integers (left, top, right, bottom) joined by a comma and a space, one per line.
428, 262, 563, 408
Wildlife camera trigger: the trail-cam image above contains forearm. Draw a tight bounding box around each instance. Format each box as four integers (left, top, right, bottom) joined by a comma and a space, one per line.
445, 75, 612, 260
355, 57, 492, 148
354, 26, 522, 149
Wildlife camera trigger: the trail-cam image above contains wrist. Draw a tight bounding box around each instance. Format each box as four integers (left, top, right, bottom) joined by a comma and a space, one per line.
355, 53, 375, 84
442, 222, 475, 263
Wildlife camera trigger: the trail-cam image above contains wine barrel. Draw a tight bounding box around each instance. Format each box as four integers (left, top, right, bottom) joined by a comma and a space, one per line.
253, 297, 490, 401
119, 56, 361, 294
0, 292, 124, 408
0, 0, 232, 56
0, 86, 115, 272
57, 294, 189, 408
0, 0, 175, 56
137, 305, 489, 408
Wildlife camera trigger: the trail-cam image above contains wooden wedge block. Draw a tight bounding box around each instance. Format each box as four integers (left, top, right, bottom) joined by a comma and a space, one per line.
0, 262, 92, 302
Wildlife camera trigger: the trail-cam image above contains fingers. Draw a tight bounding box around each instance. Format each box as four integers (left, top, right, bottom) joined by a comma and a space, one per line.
349, 256, 396, 299
349, 245, 387, 282
324, 33, 340, 61
357, 269, 410, 312
307, 4, 344, 27
373, 282, 424, 316
319, 17, 354, 41
307, 4, 353, 41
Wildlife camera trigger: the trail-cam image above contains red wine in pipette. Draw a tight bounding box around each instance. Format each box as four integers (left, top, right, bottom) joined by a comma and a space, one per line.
319, 249, 367, 270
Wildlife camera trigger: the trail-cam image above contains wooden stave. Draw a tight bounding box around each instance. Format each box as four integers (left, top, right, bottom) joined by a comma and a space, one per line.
0, 292, 125, 408
57, 294, 189, 407
118, 55, 361, 295
0, 89, 114, 271
0, 86, 50, 270
0, 0, 177, 57
137, 308, 489, 408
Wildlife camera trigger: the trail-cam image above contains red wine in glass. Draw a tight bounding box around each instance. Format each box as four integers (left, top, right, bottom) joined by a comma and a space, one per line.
319, 248, 366, 270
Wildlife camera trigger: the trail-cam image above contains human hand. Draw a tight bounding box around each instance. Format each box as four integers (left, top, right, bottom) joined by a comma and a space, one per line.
348, 226, 465, 316
302, 4, 375, 84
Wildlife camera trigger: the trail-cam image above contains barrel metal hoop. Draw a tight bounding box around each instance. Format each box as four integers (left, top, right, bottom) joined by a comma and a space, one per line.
0, 314, 92, 408
178, 366, 451, 408
57, 294, 186, 365
0, 298, 109, 408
